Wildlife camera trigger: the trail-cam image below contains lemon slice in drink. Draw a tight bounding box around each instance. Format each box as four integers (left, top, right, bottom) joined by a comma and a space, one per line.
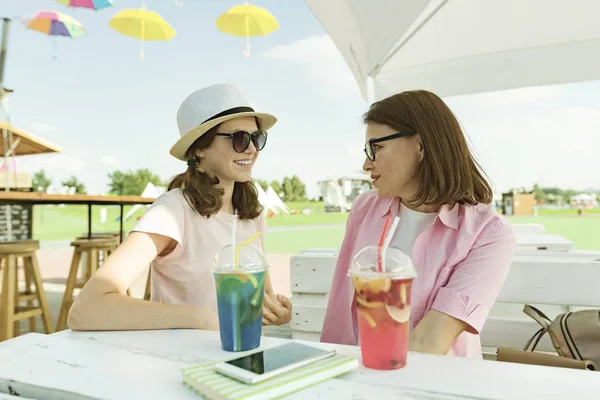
358, 308, 377, 328
356, 296, 385, 308
385, 304, 411, 323
216, 275, 246, 292
353, 277, 391, 294
216, 273, 258, 288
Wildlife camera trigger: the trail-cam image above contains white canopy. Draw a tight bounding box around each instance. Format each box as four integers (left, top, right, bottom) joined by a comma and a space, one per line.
305, 0, 600, 101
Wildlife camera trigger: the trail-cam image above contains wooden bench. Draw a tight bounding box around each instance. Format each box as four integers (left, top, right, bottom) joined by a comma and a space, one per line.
290, 249, 600, 357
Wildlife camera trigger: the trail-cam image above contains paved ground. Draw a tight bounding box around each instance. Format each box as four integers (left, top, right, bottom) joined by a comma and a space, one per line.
3, 244, 293, 340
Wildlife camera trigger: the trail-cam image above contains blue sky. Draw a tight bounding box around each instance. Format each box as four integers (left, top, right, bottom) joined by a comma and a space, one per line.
2, 0, 600, 197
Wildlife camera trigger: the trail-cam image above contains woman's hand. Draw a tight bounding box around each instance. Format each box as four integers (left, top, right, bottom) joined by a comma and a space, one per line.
262, 293, 292, 326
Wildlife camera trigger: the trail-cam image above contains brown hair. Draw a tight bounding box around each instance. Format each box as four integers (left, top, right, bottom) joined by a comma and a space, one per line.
167, 124, 263, 220
363, 90, 492, 207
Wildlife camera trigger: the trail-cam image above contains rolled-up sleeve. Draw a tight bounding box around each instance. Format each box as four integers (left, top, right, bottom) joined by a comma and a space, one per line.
431, 221, 517, 334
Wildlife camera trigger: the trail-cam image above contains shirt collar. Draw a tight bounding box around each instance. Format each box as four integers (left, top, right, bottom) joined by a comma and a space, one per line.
379, 196, 459, 230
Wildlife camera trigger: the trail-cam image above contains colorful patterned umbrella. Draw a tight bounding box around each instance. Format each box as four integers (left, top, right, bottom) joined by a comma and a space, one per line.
216, 3, 278, 58
55, 0, 114, 11
21, 11, 86, 58
22, 11, 86, 38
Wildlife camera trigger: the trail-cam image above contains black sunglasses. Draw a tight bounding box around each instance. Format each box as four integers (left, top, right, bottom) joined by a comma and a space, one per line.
364, 131, 412, 161
216, 130, 268, 153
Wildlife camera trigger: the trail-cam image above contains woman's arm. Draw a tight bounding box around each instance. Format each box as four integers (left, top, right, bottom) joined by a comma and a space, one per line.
68, 231, 219, 331
410, 221, 517, 354
410, 310, 467, 354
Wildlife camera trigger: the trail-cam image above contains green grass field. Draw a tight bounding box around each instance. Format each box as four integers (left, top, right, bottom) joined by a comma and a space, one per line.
31, 204, 600, 253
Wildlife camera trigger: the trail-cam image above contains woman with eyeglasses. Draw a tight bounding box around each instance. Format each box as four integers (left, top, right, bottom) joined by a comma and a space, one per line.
68, 84, 292, 331
321, 90, 517, 359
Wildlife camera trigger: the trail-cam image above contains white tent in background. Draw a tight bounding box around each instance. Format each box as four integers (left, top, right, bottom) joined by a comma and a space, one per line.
305, 0, 600, 101
124, 182, 166, 221
266, 186, 289, 214
254, 182, 272, 210
319, 180, 346, 212
254, 182, 289, 215
254, 182, 289, 214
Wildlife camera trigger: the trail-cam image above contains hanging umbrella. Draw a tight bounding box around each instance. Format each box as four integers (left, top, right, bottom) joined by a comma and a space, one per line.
216, 2, 278, 58
55, 0, 114, 11
21, 11, 86, 58
109, 8, 176, 60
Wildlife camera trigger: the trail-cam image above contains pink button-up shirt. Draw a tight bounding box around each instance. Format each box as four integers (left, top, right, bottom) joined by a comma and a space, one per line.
320, 190, 517, 359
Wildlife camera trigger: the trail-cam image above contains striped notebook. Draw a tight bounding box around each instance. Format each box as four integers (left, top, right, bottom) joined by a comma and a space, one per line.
181, 353, 359, 400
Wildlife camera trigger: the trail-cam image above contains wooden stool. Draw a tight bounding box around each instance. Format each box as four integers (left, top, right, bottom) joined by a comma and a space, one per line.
56, 238, 117, 331
0, 240, 53, 341
76, 233, 140, 298
75, 233, 120, 262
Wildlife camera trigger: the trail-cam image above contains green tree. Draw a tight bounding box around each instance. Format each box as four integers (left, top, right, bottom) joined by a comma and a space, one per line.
532, 183, 545, 202
281, 175, 306, 202
254, 179, 269, 191
61, 175, 87, 194
32, 169, 52, 192
270, 180, 282, 196
108, 168, 162, 196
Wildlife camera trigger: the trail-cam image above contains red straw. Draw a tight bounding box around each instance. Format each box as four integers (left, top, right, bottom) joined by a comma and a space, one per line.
377, 216, 391, 272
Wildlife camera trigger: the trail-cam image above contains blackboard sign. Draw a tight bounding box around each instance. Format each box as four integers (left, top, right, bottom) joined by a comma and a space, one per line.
0, 204, 33, 241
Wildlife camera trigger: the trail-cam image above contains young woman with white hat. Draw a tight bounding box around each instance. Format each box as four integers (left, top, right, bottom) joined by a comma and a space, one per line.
68, 84, 292, 331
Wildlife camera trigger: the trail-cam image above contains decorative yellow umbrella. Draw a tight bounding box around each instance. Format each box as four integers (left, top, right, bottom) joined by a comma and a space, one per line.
108, 7, 176, 60
216, 2, 278, 58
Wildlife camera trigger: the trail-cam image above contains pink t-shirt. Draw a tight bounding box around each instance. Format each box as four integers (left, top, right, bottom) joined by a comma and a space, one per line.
132, 188, 265, 313
320, 190, 517, 359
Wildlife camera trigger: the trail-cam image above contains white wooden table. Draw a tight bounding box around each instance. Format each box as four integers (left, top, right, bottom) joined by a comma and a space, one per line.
0, 330, 598, 399
516, 233, 575, 251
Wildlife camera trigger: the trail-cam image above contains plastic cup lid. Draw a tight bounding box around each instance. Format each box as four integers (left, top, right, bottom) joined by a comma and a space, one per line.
211, 243, 268, 274
349, 245, 417, 279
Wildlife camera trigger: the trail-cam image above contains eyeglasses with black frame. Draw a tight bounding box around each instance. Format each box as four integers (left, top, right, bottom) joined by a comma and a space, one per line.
364, 131, 412, 161
216, 130, 268, 153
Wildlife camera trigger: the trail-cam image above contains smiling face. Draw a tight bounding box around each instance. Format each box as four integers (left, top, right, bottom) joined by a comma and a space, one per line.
196, 116, 260, 186
362, 122, 422, 199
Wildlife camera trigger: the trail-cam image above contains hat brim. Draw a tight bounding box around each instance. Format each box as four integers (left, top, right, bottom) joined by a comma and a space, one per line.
169, 112, 277, 161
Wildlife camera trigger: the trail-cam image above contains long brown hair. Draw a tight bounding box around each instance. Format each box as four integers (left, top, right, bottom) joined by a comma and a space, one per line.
363, 90, 492, 207
167, 124, 263, 220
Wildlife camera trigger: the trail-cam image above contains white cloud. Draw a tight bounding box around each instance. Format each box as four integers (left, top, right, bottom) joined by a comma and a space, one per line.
100, 155, 119, 165
71, 147, 89, 156
263, 35, 359, 98
465, 105, 600, 191
28, 122, 58, 135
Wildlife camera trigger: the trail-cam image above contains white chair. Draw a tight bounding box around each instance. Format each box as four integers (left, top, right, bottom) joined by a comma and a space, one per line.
290, 250, 338, 342
481, 256, 600, 356
290, 249, 600, 360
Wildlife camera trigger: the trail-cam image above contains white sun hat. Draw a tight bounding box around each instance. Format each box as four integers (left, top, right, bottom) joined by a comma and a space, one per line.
170, 83, 277, 161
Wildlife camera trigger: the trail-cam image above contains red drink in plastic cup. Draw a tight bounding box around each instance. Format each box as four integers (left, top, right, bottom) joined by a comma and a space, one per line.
350, 246, 416, 370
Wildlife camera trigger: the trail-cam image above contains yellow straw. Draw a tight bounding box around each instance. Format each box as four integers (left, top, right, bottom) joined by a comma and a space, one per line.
234, 231, 262, 267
